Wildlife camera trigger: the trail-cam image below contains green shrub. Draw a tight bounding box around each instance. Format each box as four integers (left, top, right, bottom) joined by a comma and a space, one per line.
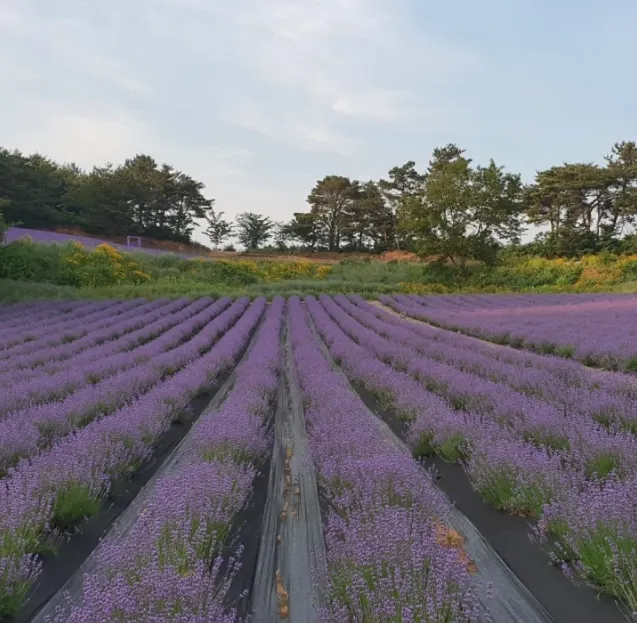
0, 239, 71, 283
5, 236, 637, 303
620, 260, 637, 281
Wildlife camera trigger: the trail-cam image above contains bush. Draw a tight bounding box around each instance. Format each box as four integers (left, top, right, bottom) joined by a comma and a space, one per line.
0, 239, 69, 283
5, 235, 637, 300
620, 259, 637, 281
193, 259, 260, 286
0, 240, 150, 287
63, 243, 151, 287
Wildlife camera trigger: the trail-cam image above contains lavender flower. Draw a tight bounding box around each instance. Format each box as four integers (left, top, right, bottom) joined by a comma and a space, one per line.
53, 298, 285, 621
0, 298, 268, 615
289, 296, 481, 621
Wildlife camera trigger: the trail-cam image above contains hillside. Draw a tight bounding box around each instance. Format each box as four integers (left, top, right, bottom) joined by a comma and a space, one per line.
4, 226, 415, 264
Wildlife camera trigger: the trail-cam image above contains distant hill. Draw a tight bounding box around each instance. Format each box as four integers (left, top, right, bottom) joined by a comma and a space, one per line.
4, 227, 212, 258
5, 227, 422, 264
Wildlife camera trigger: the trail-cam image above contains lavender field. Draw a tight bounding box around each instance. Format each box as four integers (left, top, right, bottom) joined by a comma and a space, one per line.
4, 227, 198, 258
0, 295, 635, 622
381, 293, 637, 370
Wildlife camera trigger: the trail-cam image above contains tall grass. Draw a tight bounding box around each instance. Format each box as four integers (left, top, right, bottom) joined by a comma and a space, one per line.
3, 239, 637, 303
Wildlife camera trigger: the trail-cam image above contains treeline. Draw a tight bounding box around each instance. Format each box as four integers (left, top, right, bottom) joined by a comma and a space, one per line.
2, 141, 637, 264
275, 141, 637, 264
0, 149, 214, 244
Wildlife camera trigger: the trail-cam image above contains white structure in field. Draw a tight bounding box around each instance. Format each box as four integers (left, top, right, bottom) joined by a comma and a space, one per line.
126, 236, 142, 248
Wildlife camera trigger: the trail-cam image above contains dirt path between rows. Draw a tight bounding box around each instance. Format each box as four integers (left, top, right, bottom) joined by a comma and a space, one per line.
251, 323, 325, 623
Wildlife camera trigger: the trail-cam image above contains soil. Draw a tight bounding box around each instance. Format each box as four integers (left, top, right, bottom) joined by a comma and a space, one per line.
249, 324, 326, 623
221, 450, 273, 618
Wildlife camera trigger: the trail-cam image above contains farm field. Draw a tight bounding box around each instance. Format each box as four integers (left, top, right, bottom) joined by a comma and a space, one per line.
381, 293, 637, 371
3, 227, 363, 265
3, 227, 213, 260
0, 295, 635, 622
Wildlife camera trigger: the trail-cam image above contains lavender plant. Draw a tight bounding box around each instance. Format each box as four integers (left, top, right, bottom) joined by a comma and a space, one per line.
0, 298, 247, 474
0, 299, 267, 615
53, 298, 285, 622
382, 294, 637, 372
288, 296, 481, 622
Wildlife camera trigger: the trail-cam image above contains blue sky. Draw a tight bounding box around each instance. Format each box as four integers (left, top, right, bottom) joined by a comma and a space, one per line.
1, 0, 635, 245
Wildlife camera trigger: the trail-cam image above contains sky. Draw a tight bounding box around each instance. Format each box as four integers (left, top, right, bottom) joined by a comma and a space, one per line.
1, 0, 636, 246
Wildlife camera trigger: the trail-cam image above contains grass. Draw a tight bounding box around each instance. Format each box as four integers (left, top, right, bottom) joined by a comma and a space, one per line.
4, 276, 637, 305
0, 277, 398, 303
51, 482, 103, 530
5, 238, 637, 303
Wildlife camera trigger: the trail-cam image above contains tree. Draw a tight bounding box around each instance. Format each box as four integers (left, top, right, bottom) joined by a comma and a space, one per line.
0, 145, 216, 245
525, 164, 607, 256
307, 175, 358, 251
273, 222, 290, 251
204, 208, 233, 248
65, 164, 133, 235
285, 212, 324, 250
524, 144, 637, 257
115, 156, 213, 242
378, 161, 425, 250
343, 181, 389, 251
235, 212, 274, 250
604, 141, 637, 243
0, 149, 73, 229
404, 144, 524, 269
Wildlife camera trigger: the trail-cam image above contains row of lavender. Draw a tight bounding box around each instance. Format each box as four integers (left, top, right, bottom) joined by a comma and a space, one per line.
0, 298, 266, 616
0, 298, 208, 384
0, 300, 92, 333
383, 294, 637, 370
1, 297, 483, 621
307, 294, 637, 612
0, 299, 132, 351
403, 292, 637, 312
288, 297, 480, 621
52, 298, 286, 621
0, 297, 246, 476
352, 297, 637, 435
0, 299, 209, 400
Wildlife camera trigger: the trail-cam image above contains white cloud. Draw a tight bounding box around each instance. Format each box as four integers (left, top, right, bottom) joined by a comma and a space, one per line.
229, 0, 478, 118
168, 146, 255, 183
0, 0, 486, 226
198, 0, 482, 155
68, 54, 149, 96
0, 52, 42, 84
331, 91, 412, 123
225, 104, 356, 156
